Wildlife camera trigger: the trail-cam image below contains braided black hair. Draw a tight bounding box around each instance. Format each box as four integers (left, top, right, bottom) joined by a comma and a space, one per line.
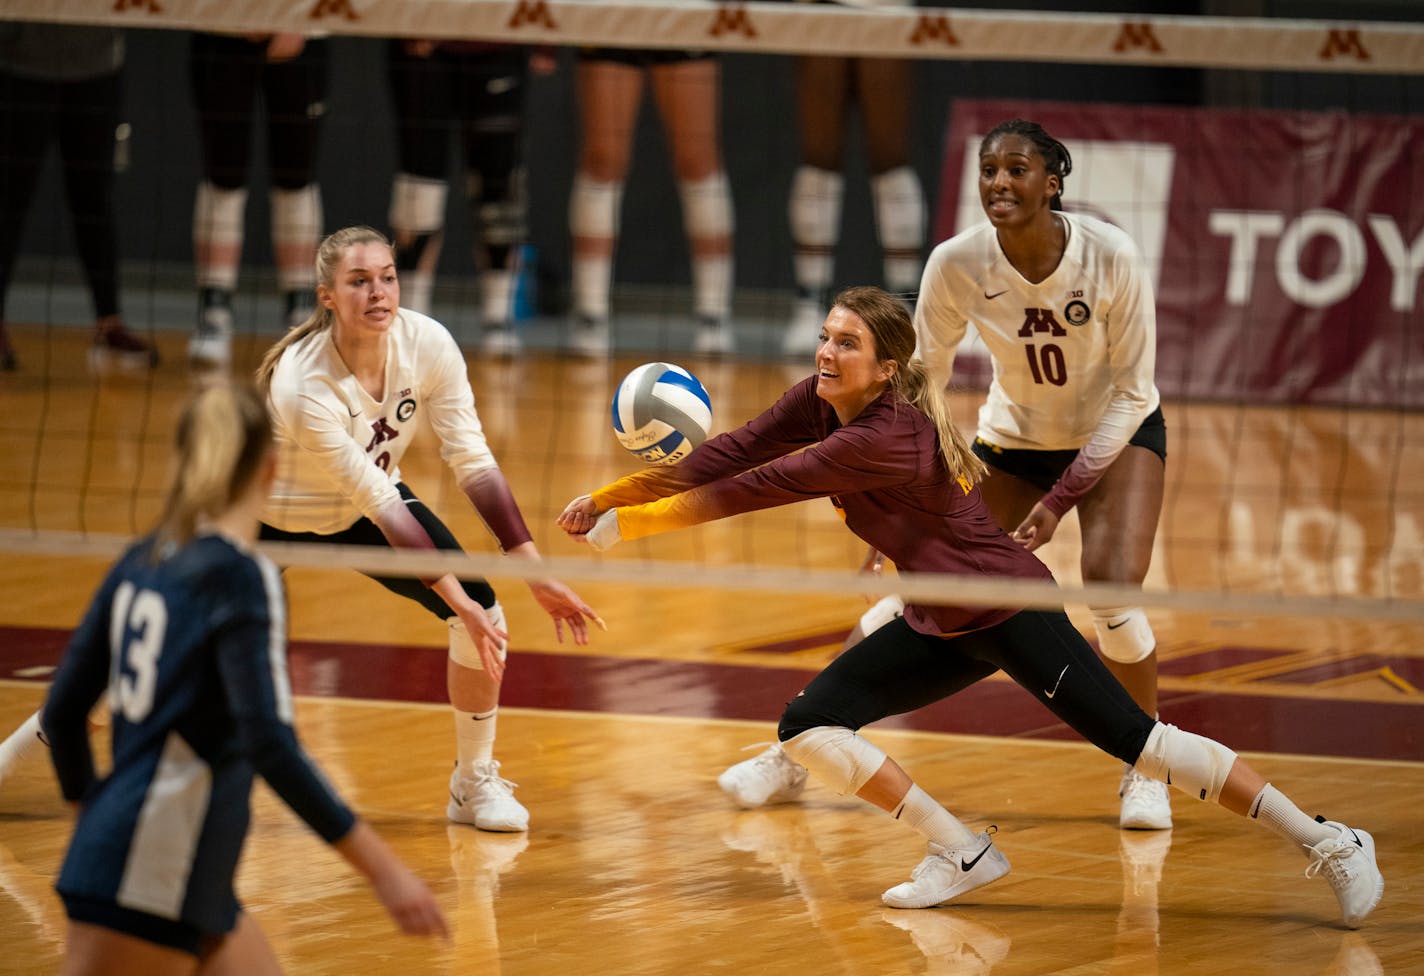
980, 119, 1073, 211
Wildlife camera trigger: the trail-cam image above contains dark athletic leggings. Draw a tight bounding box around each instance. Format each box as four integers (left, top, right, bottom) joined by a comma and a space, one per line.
779, 608, 1156, 766
188, 32, 327, 190
260, 482, 495, 618
0, 69, 123, 319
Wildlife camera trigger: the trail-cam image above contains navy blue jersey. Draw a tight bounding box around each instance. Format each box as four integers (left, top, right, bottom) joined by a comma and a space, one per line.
43, 533, 355, 936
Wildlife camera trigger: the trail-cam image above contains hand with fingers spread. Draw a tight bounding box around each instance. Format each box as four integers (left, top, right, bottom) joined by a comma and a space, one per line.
451, 601, 508, 682
527, 577, 605, 644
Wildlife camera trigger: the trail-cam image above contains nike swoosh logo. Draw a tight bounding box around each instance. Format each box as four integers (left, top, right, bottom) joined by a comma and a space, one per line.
1045, 664, 1069, 699
1106, 619, 1129, 630
961, 843, 993, 872
348, 406, 362, 418
983, 290, 1008, 300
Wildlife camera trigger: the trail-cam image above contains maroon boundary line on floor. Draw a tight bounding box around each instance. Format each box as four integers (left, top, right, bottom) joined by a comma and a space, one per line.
2, 626, 1418, 763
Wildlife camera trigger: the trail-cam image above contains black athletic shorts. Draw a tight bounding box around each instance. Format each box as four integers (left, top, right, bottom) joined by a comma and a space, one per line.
260, 482, 496, 617
62, 894, 208, 956
972, 407, 1166, 494
576, 47, 713, 66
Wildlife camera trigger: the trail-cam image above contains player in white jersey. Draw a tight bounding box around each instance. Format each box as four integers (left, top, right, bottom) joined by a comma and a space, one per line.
914, 119, 1172, 831
256, 225, 602, 833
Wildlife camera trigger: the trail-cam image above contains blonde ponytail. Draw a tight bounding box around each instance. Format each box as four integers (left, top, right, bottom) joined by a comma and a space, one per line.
154, 383, 272, 551
831, 286, 987, 487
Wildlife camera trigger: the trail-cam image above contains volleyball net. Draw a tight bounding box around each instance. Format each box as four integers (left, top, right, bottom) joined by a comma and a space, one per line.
1, 2, 1422, 662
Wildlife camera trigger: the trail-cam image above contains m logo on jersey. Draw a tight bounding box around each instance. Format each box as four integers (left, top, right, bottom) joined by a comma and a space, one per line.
366, 418, 400, 454
1018, 308, 1067, 338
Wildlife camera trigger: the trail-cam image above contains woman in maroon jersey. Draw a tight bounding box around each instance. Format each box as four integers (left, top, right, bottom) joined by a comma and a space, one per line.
556, 286, 1381, 926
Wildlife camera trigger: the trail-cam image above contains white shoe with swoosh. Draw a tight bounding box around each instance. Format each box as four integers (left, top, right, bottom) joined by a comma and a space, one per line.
882, 828, 1011, 910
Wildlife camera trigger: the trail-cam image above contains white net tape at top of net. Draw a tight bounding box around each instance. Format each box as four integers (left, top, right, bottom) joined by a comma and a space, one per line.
14, 2, 1424, 75
3, 529, 1422, 623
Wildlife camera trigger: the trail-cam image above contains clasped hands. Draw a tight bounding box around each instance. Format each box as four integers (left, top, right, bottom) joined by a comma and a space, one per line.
556, 495, 622, 551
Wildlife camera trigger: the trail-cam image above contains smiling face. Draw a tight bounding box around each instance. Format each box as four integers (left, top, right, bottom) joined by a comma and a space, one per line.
977, 133, 1060, 231
318, 241, 400, 340
814, 305, 898, 422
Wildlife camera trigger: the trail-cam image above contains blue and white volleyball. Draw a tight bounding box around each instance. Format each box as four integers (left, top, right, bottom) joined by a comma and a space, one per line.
611, 362, 713, 465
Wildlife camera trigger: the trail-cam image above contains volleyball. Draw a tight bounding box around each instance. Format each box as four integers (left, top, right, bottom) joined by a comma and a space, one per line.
611, 362, 713, 465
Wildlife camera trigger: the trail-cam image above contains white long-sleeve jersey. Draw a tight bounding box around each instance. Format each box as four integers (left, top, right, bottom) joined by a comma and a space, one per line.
914, 212, 1161, 517
263, 308, 501, 535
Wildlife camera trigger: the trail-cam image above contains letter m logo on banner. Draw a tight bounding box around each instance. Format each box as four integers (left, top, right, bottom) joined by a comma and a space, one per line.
910, 15, 959, 47
509, 0, 557, 29
709, 4, 756, 38
309, 0, 358, 20
1319, 29, 1370, 62
1112, 21, 1164, 54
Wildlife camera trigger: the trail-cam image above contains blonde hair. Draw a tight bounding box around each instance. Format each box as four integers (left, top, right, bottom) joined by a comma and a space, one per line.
831, 286, 987, 487
256, 225, 394, 391
154, 382, 273, 551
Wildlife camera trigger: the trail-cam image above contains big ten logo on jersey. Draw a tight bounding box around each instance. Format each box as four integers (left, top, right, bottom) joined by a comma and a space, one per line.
954, 137, 1175, 290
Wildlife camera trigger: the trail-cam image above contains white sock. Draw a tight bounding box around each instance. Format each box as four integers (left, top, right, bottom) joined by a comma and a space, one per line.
890, 784, 978, 849
1249, 784, 1335, 848
455, 707, 498, 772
0, 711, 46, 781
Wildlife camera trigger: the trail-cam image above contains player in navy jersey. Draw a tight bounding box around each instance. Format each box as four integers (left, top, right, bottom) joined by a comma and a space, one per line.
916, 118, 1174, 831
557, 286, 1382, 926
256, 225, 602, 833
42, 383, 446, 973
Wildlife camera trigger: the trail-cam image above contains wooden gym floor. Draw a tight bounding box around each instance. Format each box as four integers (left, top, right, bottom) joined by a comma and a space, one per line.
1, 325, 1421, 974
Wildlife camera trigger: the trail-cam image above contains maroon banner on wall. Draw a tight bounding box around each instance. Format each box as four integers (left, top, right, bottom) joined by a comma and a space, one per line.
934, 100, 1424, 409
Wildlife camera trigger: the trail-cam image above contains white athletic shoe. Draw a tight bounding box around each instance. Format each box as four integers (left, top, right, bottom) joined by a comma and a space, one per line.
480, 325, 522, 358
716, 743, 809, 809
188, 307, 232, 369
448, 760, 530, 833
1119, 765, 1173, 830
568, 316, 610, 357
692, 317, 734, 356
882, 829, 1011, 910
1305, 819, 1383, 929
781, 298, 825, 358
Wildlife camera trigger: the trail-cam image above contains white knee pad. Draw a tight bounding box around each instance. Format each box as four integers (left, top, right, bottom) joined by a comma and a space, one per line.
389, 172, 449, 235
270, 184, 322, 292
859, 594, 905, 636
780, 726, 885, 796
271, 184, 323, 249
1092, 607, 1156, 664
789, 165, 843, 247
1134, 722, 1237, 804
193, 182, 247, 289
448, 604, 508, 669
194, 181, 248, 249
678, 171, 734, 239
569, 174, 624, 240
871, 165, 925, 251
